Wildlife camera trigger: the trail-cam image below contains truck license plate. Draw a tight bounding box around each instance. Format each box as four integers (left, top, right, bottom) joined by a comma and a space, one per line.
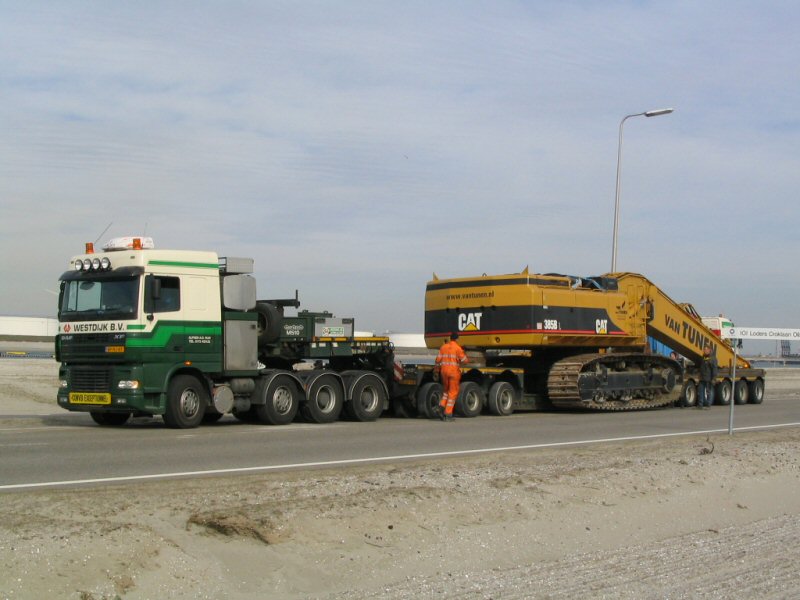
69, 392, 112, 405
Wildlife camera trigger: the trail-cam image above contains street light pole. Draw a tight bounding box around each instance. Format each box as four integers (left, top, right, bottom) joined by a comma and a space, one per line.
610, 107, 674, 273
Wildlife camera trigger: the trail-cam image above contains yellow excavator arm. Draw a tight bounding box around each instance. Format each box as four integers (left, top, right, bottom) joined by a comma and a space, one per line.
613, 272, 750, 369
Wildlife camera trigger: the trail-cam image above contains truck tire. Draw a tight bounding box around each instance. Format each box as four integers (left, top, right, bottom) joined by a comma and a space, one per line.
255, 375, 300, 425
748, 378, 765, 404
733, 380, 749, 405
715, 379, 731, 406
679, 380, 697, 407
345, 373, 387, 422
487, 381, 515, 416
255, 302, 282, 347
416, 382, 443, 419
164, 374, 207, 429
456, 381, 485, 418
301, 374, 344, 423
90, 412, 130, 426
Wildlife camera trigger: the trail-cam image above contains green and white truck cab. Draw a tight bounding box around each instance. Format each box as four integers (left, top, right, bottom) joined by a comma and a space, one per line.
56, 237, 261, 426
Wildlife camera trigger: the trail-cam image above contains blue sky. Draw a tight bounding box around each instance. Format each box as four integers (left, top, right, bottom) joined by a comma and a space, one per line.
1, 1, 798, 351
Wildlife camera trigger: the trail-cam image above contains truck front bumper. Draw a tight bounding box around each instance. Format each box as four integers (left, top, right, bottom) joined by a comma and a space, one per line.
57, 363, 158, 415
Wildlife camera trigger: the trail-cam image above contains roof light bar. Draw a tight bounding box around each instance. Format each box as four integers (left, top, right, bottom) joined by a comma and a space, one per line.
74, 256, 113, 272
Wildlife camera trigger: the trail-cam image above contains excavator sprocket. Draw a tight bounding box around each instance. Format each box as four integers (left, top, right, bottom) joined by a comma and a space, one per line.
547, 353, 681, 411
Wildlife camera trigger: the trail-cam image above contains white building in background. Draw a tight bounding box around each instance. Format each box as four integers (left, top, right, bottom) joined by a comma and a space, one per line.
0, 316, 58, 338
385, 332, 427, 349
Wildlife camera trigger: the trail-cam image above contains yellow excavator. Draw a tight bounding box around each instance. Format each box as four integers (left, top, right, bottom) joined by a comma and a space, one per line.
420, 269, 765, 413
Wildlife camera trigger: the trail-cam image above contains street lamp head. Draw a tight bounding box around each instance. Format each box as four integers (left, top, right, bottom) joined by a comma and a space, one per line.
644, 108, 674, 117
611, 105, 674, 272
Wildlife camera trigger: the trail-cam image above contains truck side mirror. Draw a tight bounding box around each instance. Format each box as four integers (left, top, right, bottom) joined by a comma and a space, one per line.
144, 275, 161, 315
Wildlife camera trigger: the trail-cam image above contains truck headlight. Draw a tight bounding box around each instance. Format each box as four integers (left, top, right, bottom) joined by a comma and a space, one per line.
59, 379, 68, 388
117, 380, 140, 390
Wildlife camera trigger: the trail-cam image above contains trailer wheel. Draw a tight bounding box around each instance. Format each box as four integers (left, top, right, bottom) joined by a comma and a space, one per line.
734, 380, 749, 405
456, 382, 485, 418
256, 375, 300, 425
748, 379, 765, 404
302, 374, 344, 423
90, 412, 130, 426
487, 381, 515, 416
345, 373, 386, 422
715, 379, 731, 406
164, 374, 207, 429
679, 381, 697, 407
416, 382, 443, 419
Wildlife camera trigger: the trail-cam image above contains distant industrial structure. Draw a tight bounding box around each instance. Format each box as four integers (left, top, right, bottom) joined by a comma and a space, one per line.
746, 340, 800, 367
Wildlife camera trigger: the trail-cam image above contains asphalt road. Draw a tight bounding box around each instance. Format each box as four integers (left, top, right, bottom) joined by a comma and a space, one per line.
2, 387, 799, 491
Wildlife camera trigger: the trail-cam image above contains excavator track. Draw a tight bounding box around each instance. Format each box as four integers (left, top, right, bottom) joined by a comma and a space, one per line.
547, 353, 681, 411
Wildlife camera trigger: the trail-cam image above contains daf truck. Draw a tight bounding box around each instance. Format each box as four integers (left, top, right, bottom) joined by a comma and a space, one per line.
56, 237, 396, 428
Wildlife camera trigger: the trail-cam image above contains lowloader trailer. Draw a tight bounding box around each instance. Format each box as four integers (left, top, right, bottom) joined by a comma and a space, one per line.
55, 238, 765, 427
403, 268, 765, 416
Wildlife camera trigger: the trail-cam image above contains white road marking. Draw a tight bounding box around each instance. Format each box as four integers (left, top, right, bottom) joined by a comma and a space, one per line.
0, 421, 333, 434
2, 421, 799, 491
0, 442, 49, 448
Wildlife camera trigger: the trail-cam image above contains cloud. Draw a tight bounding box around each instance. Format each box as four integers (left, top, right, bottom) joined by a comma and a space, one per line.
0, 1, 798, 336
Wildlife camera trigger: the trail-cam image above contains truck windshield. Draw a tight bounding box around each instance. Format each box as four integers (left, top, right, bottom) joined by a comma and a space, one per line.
59, 278, 140, 321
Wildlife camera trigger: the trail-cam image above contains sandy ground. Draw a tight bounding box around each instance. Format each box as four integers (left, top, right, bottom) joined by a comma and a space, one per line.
1, 359, 799, 600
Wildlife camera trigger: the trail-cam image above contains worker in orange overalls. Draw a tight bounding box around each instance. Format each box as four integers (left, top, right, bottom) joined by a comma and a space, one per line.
434, 332, 468, 421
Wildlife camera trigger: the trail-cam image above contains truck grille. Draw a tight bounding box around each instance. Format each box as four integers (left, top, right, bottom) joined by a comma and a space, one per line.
70, 367, 111, 392
59, 333, 126, 359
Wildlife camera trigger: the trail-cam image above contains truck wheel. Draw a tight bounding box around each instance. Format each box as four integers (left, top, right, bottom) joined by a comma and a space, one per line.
90, 412, 130, 426
164, 374, 207, 429
256, 375, 300, 425
715, 379, 731, 406
255, 302, 282, 347
679, 381, 697, 407
487, 381, 515, 416
748, 379, 765, 404
345, 373, 387, 422
416, 382, 443, 419
456, 382, 485, 418
734, 380, 749, 405
302, 374, 344, 423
